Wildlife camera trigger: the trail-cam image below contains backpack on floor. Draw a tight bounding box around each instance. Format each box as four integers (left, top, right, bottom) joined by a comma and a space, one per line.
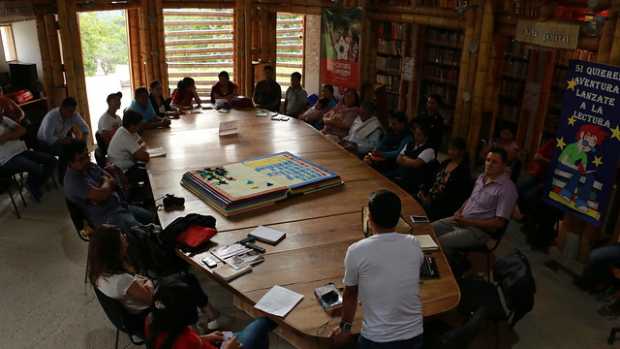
494, 249, 536, 326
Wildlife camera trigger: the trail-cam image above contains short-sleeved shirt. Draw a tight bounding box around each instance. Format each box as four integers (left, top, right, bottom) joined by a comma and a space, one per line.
128, 100, 157, 122
97, 111, 121, 133
107, 126, 142, 172
64, 164, 124, 227
343, 232, 424, 342
210, 81, 238, 104
400, 142, 436, 163
0, 117, 26, 165
462, 173, 518, 220
284, 86, 308, 116
37, 107, 90, 146
97, 273, 153, 314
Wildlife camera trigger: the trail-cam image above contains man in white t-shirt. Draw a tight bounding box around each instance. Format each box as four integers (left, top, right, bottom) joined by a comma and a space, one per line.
97, 92, 122, 145
332, 190, 424, 349
107, 110, 150, 173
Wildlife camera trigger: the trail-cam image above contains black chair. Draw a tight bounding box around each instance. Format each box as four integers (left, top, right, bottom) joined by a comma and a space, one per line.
0, 172, 26, 218
93, 288, 146, 349
463, 224, 510, 281
437, 307, 488, 349
95, 131, 109, 168
65, 198, 92, 242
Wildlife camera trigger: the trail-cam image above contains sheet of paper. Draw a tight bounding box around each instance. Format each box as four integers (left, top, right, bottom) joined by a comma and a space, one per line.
254, 285, 304, 317
415, 234, 439, 250
147, 147, 166, 157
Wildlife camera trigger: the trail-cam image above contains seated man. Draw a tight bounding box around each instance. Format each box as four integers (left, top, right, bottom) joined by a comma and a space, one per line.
0, 114, 56, 201
364, 111, 411, 173
149, 80, 176, 117
97, 92, 122, 145
128, 87, 170, 129
332, 190, 424, 349
395, 122, 436, 194
0, 86, 25, 124
37, 97, 90, 181
253, 65, 282, 112
282, 72, 308, 117
63, 140, 153, 231
107, 110, 150, 186
210, 71, 238, 104
431, 147, 517, 268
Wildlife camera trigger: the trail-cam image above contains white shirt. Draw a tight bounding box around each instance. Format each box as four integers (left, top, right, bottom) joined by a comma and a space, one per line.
343, 232, 424, 342
98, 111, 121, 133
399, 143, 436, 163
107, 126, 142, 171
97, 273, 152, 314
0, 117, 27, 166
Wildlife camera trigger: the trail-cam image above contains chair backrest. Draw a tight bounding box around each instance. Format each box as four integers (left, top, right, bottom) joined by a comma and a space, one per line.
94, 287, 130, 333
65, 198, 86, 233
439, 307, 488, 349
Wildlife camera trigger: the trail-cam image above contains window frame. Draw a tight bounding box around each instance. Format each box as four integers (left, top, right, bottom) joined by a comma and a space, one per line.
0, 24, 18, 62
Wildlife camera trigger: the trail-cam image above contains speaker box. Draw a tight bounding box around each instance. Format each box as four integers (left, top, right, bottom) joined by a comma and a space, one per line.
9, 61, 40, 98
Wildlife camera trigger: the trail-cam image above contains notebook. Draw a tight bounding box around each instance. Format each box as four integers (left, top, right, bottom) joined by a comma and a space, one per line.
219, 121, 239, 136
415, 234, 439, 251
255, 285, 304, 317
248, 226, 287, 245
147, 147, 166, 158
214, 264, 252, 282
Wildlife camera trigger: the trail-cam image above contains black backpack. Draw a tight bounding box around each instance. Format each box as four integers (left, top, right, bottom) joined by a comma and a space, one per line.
494, 250, 536, 326
126, 224, 187, 277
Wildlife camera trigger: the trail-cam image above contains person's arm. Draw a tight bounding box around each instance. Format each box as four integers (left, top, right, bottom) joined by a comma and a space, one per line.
86, 174, 115, 203
454, 215, 507, 232
282, 92, 288, 114
340, 285, 358, 324
0, 120, 26, 143
397, 154, 425, 168
133, 144, 150, 163
74, 113, 91, 136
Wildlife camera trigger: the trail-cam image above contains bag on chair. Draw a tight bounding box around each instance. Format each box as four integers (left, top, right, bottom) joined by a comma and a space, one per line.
494, 250, 536, 326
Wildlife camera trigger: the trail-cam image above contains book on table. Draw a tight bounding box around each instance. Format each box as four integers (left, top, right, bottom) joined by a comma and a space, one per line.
181, 152, 343, 216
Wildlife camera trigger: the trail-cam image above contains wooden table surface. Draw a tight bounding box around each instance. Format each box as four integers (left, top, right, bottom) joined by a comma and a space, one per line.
143, 109, 460, 347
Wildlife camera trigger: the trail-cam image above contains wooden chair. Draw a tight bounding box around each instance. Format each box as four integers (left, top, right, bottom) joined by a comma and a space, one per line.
464, 224, 509, 281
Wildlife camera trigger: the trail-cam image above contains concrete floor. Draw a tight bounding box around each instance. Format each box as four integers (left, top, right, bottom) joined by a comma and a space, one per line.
0, 188, 618, 349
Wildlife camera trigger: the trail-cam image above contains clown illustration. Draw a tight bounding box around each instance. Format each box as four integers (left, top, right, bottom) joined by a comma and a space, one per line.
557, 124, 608, 211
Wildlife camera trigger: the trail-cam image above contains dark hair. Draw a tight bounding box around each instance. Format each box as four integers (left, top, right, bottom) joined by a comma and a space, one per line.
263, 65, 274, 72
147, 281, 199, 349
368, 190, 401, 229
179, 77, 196, 92
412, 122, 430, 138
149, 80, 161, 89
61, 139, 87, 164
449, 137, 467, 151
61, 97, 78, 109
323, 84, 334, 94
218, 71, 230, 79
123, 110, 143, 128
428, 94, 442, 106
87, 225, 128, 286
135, 87, 148, 97
106, 92, 122, 103
291, 72, 302, 80
389, 111, 407, 124
488, 146, 508, 164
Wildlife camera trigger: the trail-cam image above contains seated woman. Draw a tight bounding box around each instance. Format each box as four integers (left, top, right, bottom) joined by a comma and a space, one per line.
364, 111, 411, 173
88, 226, 221, 334
149, 80, 177, 117
321, 89, 362, 141
210, 71, 238, 105
340, 110, 383, 158
394, 122, 437, 194
146, 280, 276, 349
417, 137, 472, 221
172, 77, 202, 110
299, 84, 337, 129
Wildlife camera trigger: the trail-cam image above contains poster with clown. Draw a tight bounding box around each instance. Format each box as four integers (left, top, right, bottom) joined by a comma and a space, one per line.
544, 60, 620, 226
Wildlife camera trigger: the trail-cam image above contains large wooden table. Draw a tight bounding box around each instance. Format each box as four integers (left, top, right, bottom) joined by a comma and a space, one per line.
144, 109, 460, 348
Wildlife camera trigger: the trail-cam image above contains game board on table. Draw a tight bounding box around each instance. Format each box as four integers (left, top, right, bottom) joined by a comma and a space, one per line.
181, 152, 343, 216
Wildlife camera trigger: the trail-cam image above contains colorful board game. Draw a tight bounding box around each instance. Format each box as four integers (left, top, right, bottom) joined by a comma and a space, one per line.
181, 152, 343, 216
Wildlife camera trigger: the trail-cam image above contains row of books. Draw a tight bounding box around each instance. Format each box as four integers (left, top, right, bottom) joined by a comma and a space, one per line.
426, 47, 460, 66
377, 39, 403, 56
415, 0, 464, 8
377, 22, 406, 41
424, 83, 458, 106
557, 49, 595, 66
377, 74, 401, 94
499, 104, 521, 123
377, 56, 402, 74
425, 28, 464, 45
500, 80, 525, 99
503, 59, 529, 78
423, 66, 459, 83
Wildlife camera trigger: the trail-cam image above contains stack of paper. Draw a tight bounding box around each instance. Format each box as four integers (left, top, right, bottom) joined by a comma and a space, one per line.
219, 121, 239, 136
255, 285, 304, 317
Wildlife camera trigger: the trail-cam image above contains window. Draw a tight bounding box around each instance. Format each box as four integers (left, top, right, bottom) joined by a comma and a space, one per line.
276, 13, 305, 92
163, 8, 235, 101
0, 25, 17, 62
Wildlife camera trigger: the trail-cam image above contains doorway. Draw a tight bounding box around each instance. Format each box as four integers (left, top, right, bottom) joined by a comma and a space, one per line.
78, 10, 132, 131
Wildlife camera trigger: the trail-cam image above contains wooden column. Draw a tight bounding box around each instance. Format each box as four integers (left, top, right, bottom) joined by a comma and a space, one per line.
128, 8, 146, 89
36, 13, 66, 107
467, 0, 493, 158
609, 15, 620, 65
57, 0, 91, 132
235, 0, 254, 96
597, 13, 615, 64
452, 9, 477, 139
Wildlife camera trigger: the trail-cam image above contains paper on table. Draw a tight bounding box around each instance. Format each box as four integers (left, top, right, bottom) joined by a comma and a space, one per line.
248, 225, 286, 245
254, 285, 304, 317
415, 234, 439, 251
147, 147, 166, 157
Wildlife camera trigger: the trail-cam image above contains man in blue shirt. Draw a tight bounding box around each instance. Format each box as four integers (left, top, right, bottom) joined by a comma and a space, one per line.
128, 87, 170, 129
37, 97, 90, 181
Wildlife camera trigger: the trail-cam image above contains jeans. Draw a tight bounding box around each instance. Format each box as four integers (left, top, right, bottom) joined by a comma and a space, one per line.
1, 150, 57, 196
432, 218, 489, 258
580, 243, 620, 290
358, 334, 423, 349
106, 205, 154, 232
558, 163, 595, 210
235, 318, 277, 349
38, 141, 68, 182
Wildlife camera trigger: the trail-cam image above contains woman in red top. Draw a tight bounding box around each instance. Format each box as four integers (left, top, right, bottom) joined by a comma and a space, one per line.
146, 281, 276, 349
172, 77, 202, 109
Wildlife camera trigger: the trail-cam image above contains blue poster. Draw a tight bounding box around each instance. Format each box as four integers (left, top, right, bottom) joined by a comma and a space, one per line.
544, 60, 620, 226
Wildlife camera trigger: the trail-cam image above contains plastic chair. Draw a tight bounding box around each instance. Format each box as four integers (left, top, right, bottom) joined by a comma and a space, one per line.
93, 288, 146, 349
65, 198, 92, 242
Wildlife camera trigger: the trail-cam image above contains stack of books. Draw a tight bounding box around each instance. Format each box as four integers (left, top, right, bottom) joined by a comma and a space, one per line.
181, 152, 343, 216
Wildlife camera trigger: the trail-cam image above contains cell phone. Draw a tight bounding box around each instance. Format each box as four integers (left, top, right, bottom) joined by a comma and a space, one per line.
410, 215, 430, 224
202, 255, 218, 268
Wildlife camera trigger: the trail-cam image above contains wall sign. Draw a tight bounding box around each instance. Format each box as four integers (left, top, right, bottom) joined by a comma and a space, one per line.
515, 20, 580, 50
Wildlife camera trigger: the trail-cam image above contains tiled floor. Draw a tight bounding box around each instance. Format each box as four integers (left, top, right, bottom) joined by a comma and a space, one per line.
0, 188, 618, 348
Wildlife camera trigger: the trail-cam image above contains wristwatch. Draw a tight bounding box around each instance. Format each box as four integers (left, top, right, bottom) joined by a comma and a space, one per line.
339, 321, 352, 333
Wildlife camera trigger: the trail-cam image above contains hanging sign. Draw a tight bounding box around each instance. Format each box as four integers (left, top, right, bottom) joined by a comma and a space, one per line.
320, 6, 363, 90
515, 20, 580, 50
544, 60, 620, 226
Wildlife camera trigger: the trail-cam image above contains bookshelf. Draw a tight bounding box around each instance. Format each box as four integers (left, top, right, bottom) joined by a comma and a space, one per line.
419, 27, 463, 122
496, 41, 530, 130
375, 22, 407, 111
